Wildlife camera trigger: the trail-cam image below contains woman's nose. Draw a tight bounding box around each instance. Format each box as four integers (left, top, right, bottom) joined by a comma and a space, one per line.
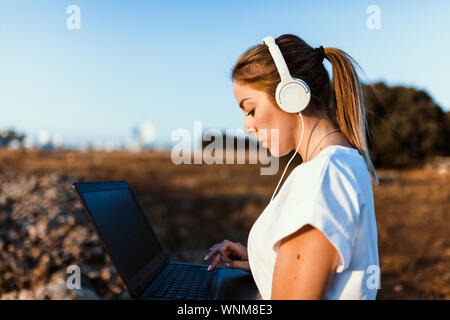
244, 118, 256, 136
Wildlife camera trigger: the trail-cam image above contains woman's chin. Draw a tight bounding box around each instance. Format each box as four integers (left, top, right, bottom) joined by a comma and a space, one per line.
269, 149, 290, 158
263, 144, 288, 158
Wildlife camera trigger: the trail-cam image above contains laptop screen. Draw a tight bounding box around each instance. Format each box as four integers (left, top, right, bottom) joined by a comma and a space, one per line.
80, 188, 163, 281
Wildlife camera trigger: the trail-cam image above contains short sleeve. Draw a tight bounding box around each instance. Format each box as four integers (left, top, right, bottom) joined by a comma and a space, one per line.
271, 159, 362, 273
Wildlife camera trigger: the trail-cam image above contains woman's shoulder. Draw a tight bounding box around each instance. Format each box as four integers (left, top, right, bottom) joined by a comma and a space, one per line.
323, 145, 366, 176
294, 145, 363, 175
290, 145, 366, 194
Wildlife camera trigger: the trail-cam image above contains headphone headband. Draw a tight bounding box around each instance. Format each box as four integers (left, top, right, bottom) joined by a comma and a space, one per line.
262, 36, 292, 83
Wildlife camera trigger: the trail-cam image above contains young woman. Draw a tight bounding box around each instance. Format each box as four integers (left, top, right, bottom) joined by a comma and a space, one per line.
203, 34, 380, 300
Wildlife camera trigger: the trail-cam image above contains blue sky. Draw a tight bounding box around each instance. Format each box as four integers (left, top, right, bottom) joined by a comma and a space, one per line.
1, 0, 449, 149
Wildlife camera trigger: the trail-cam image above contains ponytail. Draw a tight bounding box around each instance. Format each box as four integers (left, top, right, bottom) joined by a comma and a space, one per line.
324, 48, 379, 186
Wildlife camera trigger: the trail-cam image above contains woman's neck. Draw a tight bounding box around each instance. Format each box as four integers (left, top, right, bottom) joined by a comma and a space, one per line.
294, 115, 351, 162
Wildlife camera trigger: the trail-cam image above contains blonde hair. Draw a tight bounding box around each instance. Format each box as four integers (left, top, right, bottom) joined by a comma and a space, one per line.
231, 34, 379, 186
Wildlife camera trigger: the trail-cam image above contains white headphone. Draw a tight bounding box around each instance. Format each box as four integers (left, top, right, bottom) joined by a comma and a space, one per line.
262, 35, 311, 203
262, 36, 311, 113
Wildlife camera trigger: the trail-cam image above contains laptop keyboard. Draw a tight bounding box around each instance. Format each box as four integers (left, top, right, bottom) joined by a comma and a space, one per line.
146, 264, 219, 300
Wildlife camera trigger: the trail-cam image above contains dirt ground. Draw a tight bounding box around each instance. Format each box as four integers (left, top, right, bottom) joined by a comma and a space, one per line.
0, 149, 448, 299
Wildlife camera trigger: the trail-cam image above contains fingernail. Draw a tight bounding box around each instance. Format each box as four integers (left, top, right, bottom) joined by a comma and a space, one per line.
203, 255, 208, 261
207, 265, 212, 271
224, 262, 230, 268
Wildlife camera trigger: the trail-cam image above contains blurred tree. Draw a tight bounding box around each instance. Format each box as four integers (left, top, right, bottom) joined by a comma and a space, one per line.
364, 82, 450, 167
0, 129, 25, 148
202, 129, 262, 152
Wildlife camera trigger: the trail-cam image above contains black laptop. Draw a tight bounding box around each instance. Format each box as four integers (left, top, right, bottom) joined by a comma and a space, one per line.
72, 181, 256, 300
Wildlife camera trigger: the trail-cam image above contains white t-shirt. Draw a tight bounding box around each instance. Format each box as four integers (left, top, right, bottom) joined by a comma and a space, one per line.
247, 145, 380, 300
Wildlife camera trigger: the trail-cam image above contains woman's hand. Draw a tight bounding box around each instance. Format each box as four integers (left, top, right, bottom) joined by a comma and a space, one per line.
203, 239, 251, 273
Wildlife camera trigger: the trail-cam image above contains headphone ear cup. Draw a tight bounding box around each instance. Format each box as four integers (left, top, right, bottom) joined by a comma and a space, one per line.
276, 79, 311, 113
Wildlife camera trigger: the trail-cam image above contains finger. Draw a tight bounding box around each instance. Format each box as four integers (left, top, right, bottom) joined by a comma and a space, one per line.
205, 240, 231, 261
224, 260, 248, 270
204, 240, 234, 262
217, 240, 232, 258
207, 253, 222, 271
204, 244, 220, 261
219, 243, 244, 262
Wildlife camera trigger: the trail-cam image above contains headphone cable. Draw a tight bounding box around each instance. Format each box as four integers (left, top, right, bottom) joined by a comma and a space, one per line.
270, 112, 304, 203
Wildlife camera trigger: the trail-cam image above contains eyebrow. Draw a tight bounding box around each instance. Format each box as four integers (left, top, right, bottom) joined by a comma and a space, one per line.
239, 98, 252, 110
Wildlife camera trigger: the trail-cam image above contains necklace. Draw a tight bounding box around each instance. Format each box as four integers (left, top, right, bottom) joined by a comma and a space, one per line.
305, 128, 340, 162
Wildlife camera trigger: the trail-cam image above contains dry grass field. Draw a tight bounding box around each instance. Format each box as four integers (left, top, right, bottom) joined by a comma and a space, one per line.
0, 149, 448, 299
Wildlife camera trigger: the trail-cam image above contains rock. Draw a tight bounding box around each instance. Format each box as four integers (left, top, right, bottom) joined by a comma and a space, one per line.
0, 291, 18, 300
47, 273, 71, 300
71, 288, 100, 300
34, 284, 49, 299
100, 267, 112, 281
18, 289, 35, 300
0, 172, 127, 300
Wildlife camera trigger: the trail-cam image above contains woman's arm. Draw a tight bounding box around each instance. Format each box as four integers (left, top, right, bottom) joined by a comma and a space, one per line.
271, 224, 339, 299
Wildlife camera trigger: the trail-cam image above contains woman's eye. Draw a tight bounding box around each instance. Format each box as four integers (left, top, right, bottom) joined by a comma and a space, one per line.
246, 109, 255, 117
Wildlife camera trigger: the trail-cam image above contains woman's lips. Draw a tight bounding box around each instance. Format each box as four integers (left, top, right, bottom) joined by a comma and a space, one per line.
252, 134, 267, 148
